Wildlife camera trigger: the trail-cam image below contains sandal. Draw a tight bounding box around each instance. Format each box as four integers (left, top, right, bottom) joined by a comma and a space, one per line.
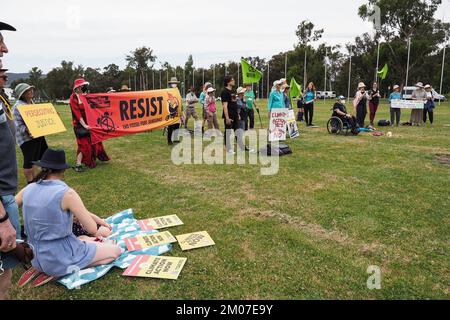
73, 165, 84, 173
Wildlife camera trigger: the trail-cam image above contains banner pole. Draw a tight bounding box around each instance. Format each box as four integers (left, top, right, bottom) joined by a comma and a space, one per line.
406, 36, 411, 87
347, 46, 352, 100
439, 33, 448, 105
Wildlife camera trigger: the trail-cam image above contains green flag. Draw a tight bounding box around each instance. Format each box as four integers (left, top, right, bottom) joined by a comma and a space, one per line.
241, 59, 263, 84
289, 78, 302, 100
377, 63, 389, 80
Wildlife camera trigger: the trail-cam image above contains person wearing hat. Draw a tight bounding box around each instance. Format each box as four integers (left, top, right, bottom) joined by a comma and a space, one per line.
185, 86, 199, 130
0, 21, 20, 300
12, 83, 48, 184
332, 96, 358, 134
204, 87, 220, 133
0, 68, 15, 142
410, 82, 426, 126
303, 82, 317, 127
354, 82, 369, 128
199, 82, 212, 133
118, 85, 131, 92
236, 87, 248, 131
423, 84, 435, 125
244, 83, 258, 130
268, 80, 285, 118
282, 84, 292, 110
166, 77, 184, 145
389, 85, 402, 127
14, 149, 122, 286
69, 78, 110, 172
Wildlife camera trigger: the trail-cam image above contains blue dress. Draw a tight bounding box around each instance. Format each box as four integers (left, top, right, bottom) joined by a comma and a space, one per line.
23, 180, 97, 277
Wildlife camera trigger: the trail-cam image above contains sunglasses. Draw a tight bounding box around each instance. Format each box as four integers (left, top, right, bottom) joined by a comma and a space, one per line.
0, 75, 7, 81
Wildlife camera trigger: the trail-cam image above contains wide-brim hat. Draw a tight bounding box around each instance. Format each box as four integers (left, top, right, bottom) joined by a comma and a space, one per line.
393, 85, 400, 90
207, 87, 216, 93
33, 149, 72, 170
415, 82, 424, 88
119, 85, 131, 92
73, 78, 90, 91
236, 87, 246, 94
14, 83, 34, 100
424, 84, 431, 89
0, 22, 16, 31
168, 77, 180, 84
358, 82, 366, 89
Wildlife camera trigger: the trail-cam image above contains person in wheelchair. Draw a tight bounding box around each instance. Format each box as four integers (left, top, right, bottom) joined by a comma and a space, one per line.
329, 96, 359, 135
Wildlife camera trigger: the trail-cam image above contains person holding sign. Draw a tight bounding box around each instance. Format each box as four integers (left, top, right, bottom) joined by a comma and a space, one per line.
411, 82, 426, 126
15, 149, 122, 284
354, 82, 369, 128
12, 83, 48, 184
70, 78, 110, 172
268, 80, 285, 117
389, 85, 402, 127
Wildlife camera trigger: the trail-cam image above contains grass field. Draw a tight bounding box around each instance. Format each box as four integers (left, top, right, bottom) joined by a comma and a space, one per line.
9, 99, 450, 300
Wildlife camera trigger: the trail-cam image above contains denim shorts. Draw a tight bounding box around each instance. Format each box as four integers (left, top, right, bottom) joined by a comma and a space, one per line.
0, 195, 21, 270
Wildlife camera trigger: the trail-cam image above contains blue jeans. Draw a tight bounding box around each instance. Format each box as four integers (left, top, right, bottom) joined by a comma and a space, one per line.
0, 195, 21, 270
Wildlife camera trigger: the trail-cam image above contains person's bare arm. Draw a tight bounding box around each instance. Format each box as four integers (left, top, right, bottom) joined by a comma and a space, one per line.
61, 189, 98, 235
0, 201, 17, 252
223, 102, 231, 125
15, 188, 25, 208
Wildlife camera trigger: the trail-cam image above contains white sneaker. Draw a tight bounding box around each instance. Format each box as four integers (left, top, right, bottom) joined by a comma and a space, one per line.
227, 150, 236, 155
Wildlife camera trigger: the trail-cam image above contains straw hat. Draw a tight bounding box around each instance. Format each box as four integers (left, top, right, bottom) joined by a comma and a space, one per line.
358, 82, 366, 89
424, 84, 431, 89
119, 85, 131, 92
393, 85, 400, 90
168, 77, 180, 84
14, 83, 35, 100
207, 87, 216, 93
237, 87, 247, 95
415, 82, 424, 88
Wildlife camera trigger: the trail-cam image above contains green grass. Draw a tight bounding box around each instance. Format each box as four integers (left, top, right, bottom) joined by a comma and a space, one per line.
9, 99, 450, 300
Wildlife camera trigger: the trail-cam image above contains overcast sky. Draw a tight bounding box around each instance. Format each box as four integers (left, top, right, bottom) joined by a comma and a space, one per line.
1, 0, 448, 73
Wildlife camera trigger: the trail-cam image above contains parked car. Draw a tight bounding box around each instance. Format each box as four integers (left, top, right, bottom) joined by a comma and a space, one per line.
402, 86, 445, 101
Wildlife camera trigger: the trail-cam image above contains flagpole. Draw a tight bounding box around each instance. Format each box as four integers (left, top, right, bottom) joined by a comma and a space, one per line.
267, 62, 270, 99
238, 63, 240, 87
213, 65, 215, 90
406, 36, 411, 87
303, 47, 307, 91
285, 53, 288, 78
202, 69, 205, 85
439, 34, 448, 105
193, 68, 195, 88
347, 46, 352, 100
375, 41, 381, 83
324, 48, 327, 92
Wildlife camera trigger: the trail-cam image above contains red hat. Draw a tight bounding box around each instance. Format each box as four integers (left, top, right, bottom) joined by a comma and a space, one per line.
73, 78, 90, 91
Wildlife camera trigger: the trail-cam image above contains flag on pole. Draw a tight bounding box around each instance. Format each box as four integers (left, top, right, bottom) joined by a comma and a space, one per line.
241, 59, 263, 84
377, 63, 389, 80
289, 78, 302, 99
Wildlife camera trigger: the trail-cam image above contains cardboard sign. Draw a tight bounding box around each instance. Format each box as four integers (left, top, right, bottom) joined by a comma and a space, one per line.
287, 109, 300, 139
138, 215, 184, 231
391, 100, 425, 109
17, 103, 66, 138
124, 231, 177, 252
123, 255, 187, 280
176, 231, 215, 251
268, 108, 288, 142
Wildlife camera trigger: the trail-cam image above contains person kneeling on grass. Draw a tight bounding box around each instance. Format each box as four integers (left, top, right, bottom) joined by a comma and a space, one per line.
332, 96, 359, 135
15, 149, 122, 287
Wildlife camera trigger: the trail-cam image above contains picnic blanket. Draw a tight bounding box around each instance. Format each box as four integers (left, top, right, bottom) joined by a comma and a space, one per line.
58, 209, 172, 290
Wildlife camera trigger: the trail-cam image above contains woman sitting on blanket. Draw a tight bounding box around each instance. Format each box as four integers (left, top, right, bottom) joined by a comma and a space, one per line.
15, 149, 122, 287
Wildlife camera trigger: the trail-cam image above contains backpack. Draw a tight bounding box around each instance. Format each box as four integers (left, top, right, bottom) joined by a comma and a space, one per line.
378, 120, 391, 127
260, 144, 292, 157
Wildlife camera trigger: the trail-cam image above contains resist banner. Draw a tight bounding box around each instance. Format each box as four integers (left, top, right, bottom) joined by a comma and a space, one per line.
84, 89, 182, 144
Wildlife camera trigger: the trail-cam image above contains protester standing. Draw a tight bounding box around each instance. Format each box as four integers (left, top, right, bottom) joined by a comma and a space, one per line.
70, 78, 110, 172
185, 86, 199, 129
244, 83, 258, 130
221, 76, 239, 154
411, 82, 426, 126
283, 84, 292, 109
354, 82, 368, 128
368, 82, 381, 126
13, 83, 48, 184
236, 87, 248, 130
167, 77, 184, 145
389, 85, 402, 127
199, 82, 212, 133
423, 85, 435, 126
0, 21, 20, 300
204, 87, 220, 133
268, 80, 285, 116
303, 82, 316, 127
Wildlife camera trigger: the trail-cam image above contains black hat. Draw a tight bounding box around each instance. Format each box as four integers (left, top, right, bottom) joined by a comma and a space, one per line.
33, 149, 72, 170
0, 22, 16, 31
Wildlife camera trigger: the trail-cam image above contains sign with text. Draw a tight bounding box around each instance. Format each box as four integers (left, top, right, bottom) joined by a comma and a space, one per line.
17, 103, 66, 138
176, 231, 215, 251
391, 100, 425, 109
83, 89, 182, 144
123, 255, 187, 280
124, 231, 177, 252
268, 108, 288, 142
138, 215, 184, 231
287, 109, 300, 139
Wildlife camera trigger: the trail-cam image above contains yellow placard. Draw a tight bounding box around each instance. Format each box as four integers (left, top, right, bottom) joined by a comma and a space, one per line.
123, 255, 187, 280
176, 231, 215, 251
138, 215, 184, 231
17, 103, 66, 138
125, 231, 177, 252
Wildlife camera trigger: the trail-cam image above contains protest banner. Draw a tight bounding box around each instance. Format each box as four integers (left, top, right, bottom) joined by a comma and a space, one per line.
16, 103, 66, 138
176, 231, 215, 251
138, 215, 184, 231
125, 231, 177, 252
268, 108, 289, 142
391, 100, 425, 109
83, 89, 182, 144
287, 110, 300, 139
123, 255, 187, 280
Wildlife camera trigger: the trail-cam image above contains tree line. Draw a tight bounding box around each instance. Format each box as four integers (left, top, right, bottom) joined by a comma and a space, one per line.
11, 0, 450, 101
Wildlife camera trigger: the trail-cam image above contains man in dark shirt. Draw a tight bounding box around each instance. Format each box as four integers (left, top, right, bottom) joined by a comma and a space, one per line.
221, 76, 239, 154
332, 96, 358, 134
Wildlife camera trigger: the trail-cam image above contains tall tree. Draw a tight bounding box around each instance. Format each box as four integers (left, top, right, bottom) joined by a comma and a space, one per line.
126, 46, 156, 91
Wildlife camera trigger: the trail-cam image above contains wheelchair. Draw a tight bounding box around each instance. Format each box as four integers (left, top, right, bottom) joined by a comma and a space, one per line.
327, 116, 355, 135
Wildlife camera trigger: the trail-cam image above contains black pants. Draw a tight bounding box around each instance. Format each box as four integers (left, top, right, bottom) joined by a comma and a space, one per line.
423, 108, 434, 124
304, 103, 314, 125
167, 123, 180, 145
247, 109, 255, 130
390, 108, 401, 126
356, 104, 367, 128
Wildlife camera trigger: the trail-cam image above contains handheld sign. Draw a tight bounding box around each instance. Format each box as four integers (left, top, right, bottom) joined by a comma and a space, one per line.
138, 215, 184, 231
124, 231, 177, 252
17, 103, 66, 138
391, 100, 425, 109
269, 109, 288, 142
176, 231, 215, 251
123, 255, 187, 280
287, 109, 300, 139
